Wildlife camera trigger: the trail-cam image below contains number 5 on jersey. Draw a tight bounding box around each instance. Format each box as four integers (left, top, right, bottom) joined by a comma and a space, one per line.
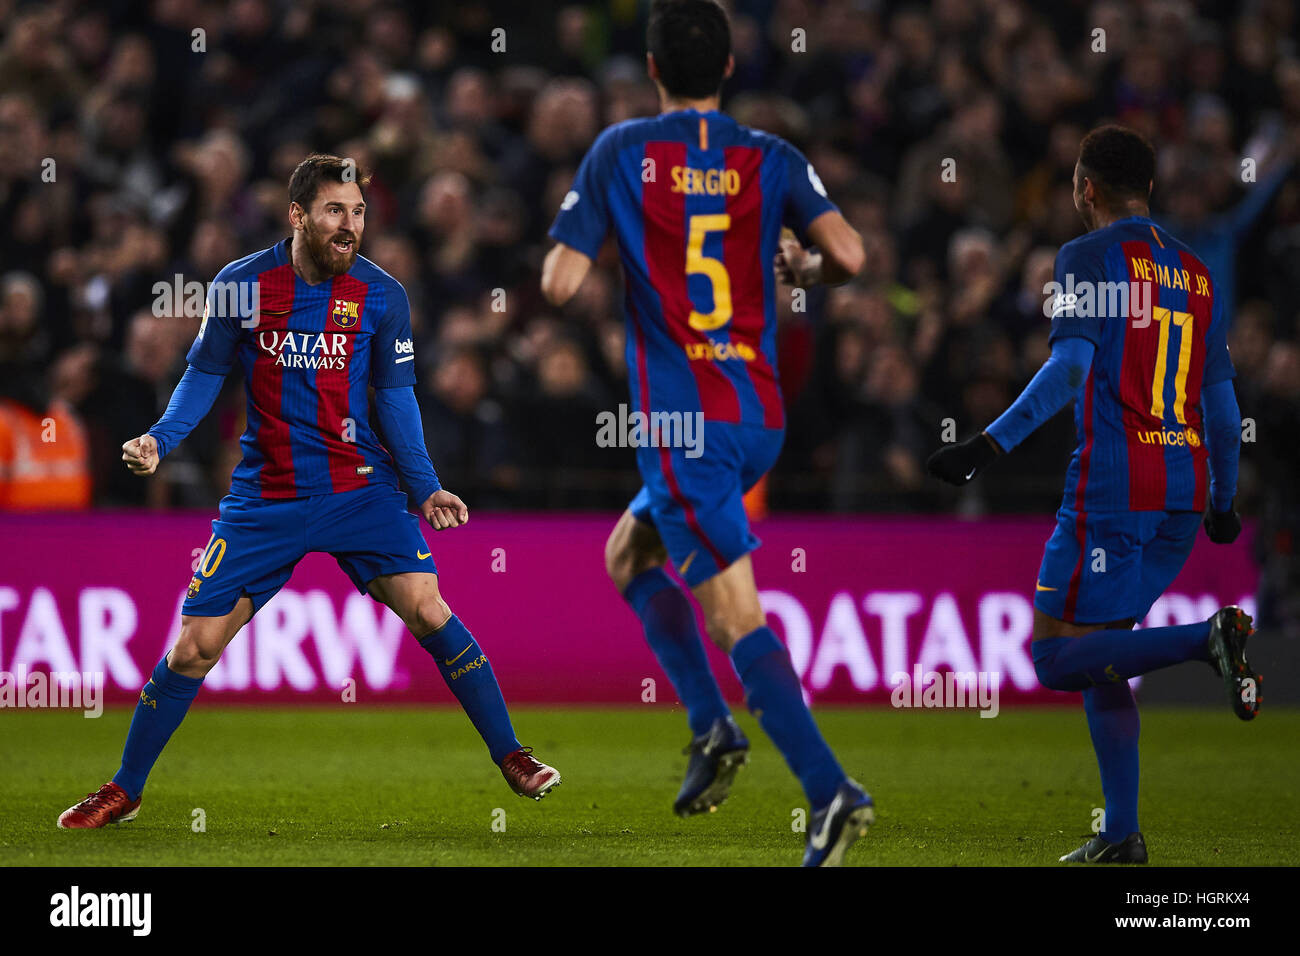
686, 213, 732, 331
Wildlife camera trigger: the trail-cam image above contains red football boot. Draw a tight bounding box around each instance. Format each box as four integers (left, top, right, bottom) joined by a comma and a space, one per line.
58, 782, 141, 829
500, 747, 561, 800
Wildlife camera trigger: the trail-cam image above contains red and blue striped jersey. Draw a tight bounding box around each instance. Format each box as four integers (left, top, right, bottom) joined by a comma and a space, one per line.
549, 109, 837, 428
1049, 215, 1235, 513
186, 238, 417, 499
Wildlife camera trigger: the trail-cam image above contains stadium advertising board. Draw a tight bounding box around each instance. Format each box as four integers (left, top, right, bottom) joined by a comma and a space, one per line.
0, 513, 1256, 708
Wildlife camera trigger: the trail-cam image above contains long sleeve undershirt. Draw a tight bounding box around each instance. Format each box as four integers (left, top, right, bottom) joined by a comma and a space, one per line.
1200, 378, 1240, 513
148, 366, 225, 459
373, 385, 441, 506
986, 337, 1095, 453
151, 369, 442, 507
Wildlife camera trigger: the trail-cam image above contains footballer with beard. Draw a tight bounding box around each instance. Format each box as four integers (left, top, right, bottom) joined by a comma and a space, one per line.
58, 154, 561, 829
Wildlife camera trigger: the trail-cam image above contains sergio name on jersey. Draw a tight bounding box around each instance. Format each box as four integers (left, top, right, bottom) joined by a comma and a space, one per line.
549, 108, 836, 430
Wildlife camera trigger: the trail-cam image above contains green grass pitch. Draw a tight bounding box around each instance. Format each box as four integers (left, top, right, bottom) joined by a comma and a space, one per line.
2, 706, 1295, 866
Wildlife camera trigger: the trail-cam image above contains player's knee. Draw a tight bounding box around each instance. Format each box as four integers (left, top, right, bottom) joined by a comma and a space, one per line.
604, 525, 661, 592
1032, 639, 1085, 692
412, 595, 452, 636
1033, 654, 1062, 691
702, 609, 764, 653
603, 531, 632, 588
702, 616, 732, 651
169, 632, 223, 676
702, 615, 744, 652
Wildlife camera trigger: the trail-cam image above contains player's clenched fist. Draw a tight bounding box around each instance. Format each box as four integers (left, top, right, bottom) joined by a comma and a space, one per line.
774, 231, 818, 287
122, 434, 160, 476
421, 489, 469, 530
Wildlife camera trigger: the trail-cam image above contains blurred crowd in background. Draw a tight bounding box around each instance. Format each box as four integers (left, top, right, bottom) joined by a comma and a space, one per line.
0, 0, 1297, 608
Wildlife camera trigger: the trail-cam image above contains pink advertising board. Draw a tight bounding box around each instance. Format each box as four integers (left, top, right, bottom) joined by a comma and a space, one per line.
0, 512, 1257, 707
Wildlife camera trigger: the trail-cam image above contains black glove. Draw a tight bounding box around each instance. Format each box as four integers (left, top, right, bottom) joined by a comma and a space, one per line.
926, 432, 1001, 486
1203, 505, 1241, 544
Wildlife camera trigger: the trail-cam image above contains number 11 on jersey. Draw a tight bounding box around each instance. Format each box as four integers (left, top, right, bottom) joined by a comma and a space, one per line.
1150, 306, 1193, 423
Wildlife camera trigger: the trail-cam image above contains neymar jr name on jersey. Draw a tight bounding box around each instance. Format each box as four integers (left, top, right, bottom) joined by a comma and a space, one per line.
1127, 254, 1212, 296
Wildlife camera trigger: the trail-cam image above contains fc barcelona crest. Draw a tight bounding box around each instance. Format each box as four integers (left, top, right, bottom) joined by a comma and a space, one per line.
332, 298, 360, 328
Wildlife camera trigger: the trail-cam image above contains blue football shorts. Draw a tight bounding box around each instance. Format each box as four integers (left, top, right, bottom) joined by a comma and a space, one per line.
1034, 507, 1201, 625
183, 482, 434, 616
629, 421, 783, 588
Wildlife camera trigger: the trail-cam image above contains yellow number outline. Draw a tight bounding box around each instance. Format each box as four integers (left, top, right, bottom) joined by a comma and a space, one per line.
685, 213, 732, 331
1150, 307, 1193, 424
199, 535, 227, 578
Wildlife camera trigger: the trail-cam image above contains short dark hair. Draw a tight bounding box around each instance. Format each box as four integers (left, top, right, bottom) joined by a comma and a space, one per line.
288, 153, 371, 209
1077, 125, 1155, 202
647, 0, 731, 100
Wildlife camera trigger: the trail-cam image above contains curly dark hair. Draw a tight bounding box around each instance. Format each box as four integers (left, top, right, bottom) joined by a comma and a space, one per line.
1077, 125, 1156, 202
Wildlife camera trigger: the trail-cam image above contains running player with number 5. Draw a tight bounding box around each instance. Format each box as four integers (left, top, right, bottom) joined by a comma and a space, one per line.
542, 0, 870, 866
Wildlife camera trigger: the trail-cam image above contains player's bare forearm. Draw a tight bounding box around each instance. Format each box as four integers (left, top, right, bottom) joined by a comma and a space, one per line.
775, 216, 864, 288
775, 246, 855, 288
815, 250, 856, 285
541, 243, 594, 307
807, 211, 866, 284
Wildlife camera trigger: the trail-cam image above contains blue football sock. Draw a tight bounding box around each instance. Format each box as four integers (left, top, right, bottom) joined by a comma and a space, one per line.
730, 626, 846, 810
624, 568, 730, 737
113, 655, 204, 801
1083, 681, 1140, 842
419, 615, 521, 764
1033, 622, 1211, 692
